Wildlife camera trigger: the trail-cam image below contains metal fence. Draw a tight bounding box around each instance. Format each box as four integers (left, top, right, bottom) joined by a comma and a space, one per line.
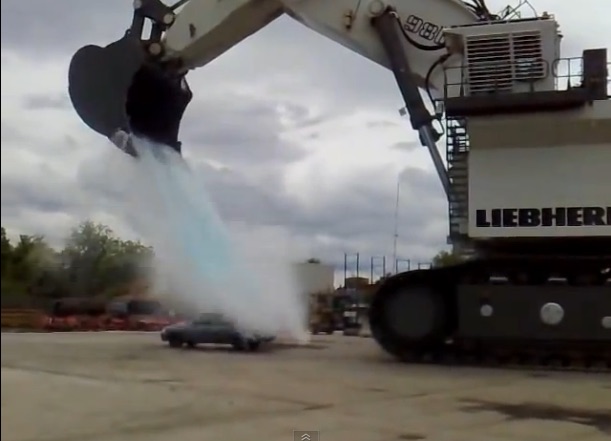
342, 253, 432, 285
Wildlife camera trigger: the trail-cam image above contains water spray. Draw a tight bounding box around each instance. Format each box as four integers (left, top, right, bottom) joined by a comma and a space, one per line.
104, 137, 309, 343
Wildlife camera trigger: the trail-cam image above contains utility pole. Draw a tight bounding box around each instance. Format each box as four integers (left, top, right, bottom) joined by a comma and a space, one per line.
392, 175, 401, 273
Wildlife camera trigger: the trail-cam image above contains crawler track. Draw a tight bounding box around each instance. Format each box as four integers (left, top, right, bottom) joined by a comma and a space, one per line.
372, 336, 611, 373
369, 256, 611, 374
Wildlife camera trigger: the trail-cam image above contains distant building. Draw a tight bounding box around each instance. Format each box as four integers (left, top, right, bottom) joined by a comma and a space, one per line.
292, 261, 335, 295
344, 276, 370, 289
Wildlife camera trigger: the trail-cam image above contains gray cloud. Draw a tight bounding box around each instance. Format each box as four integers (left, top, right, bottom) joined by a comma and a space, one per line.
278, 166, 445, 241
193, 166, 302, 228
1, 120, 23, 143
182, 96, 308, 166
1, 176, 71, 217
391, 141, 419, 152
22, 94, 70, 111
1, 0, 126, 57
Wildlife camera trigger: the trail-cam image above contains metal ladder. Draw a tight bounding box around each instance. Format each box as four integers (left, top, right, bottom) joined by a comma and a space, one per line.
446, 117, 470, 245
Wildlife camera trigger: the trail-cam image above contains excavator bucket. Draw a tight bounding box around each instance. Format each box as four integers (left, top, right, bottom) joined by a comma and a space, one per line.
68, 34, 192, 156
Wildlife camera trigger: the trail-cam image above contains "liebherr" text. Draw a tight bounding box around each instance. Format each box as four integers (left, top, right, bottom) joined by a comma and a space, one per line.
475, 206, 610, 228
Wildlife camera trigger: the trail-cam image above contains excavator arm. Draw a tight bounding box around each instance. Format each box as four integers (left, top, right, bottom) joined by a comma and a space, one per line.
161, 0, 478, 79
68, 0, 492, 192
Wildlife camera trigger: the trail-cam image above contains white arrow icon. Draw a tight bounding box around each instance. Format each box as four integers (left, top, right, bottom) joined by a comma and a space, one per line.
300, 435, 311, 441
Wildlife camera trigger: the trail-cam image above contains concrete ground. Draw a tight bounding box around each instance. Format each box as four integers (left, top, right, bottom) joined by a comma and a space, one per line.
1, 332, 610, 441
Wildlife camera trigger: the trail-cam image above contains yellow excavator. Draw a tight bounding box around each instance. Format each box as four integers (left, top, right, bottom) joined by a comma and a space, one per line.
309, 292, 336, 335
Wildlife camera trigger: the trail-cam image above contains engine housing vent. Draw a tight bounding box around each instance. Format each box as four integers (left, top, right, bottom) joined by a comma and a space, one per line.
446, 18, 560, 97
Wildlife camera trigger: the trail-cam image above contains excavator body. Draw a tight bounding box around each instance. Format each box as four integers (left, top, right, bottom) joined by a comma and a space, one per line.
66, 0, 611, 371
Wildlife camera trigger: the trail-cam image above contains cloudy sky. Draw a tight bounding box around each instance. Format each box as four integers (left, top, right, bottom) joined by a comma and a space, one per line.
1, 0, 609, 280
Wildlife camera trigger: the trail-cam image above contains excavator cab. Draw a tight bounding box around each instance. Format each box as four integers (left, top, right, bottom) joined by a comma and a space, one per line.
67, 1, 192, 157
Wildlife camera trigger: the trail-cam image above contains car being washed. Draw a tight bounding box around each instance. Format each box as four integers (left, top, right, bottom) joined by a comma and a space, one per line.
160, 313, 275, 351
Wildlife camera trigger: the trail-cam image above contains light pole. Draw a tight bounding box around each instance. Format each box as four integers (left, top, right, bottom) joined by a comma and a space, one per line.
391, 174, 400, 273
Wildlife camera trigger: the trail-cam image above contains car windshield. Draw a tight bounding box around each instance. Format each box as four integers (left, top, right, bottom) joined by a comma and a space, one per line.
192, 313, 232, 326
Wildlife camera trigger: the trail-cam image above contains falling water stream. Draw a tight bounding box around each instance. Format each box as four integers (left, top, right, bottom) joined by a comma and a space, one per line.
108, 137, 308, 342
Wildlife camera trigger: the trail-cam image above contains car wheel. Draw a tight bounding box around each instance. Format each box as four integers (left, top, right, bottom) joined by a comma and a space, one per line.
185, 341, 196, 349
247, 340, 261, 351
232, 337, 247, 351
168, 337, 183, 348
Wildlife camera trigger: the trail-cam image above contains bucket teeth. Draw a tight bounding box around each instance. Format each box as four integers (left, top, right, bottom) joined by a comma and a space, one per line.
109, 129, 138, 157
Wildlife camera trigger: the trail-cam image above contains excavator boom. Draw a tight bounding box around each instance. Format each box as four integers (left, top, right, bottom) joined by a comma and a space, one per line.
68, 0, 482, 159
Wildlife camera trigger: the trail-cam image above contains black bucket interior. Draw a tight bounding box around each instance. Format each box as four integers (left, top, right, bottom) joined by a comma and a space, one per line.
68, 34, 193, 150
126, 64, 193, 149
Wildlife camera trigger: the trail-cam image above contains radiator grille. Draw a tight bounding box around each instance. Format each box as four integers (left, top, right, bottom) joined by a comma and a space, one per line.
465, 31, 545, 95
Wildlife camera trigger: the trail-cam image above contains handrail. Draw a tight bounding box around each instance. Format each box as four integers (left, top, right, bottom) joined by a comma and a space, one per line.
443, 55, 609, 98
497, 0, 538, 20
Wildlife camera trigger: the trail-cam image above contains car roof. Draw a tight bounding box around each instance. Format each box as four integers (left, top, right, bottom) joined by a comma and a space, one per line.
195, 313, 231, 322
198, 312, 223, 319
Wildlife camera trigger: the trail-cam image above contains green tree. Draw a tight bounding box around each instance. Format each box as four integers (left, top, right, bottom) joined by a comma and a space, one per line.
1, 221, 154, 302
101, 238, 153, 298
1, 229, 59, 304
11, 235, 53, 282
60, 221, 113, 296
60, 221, 152, 297
1, 227, 13, 275
431, 249, 464, 268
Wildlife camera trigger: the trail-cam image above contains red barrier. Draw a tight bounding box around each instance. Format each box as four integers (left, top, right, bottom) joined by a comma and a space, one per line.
40, 314, 178, 332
